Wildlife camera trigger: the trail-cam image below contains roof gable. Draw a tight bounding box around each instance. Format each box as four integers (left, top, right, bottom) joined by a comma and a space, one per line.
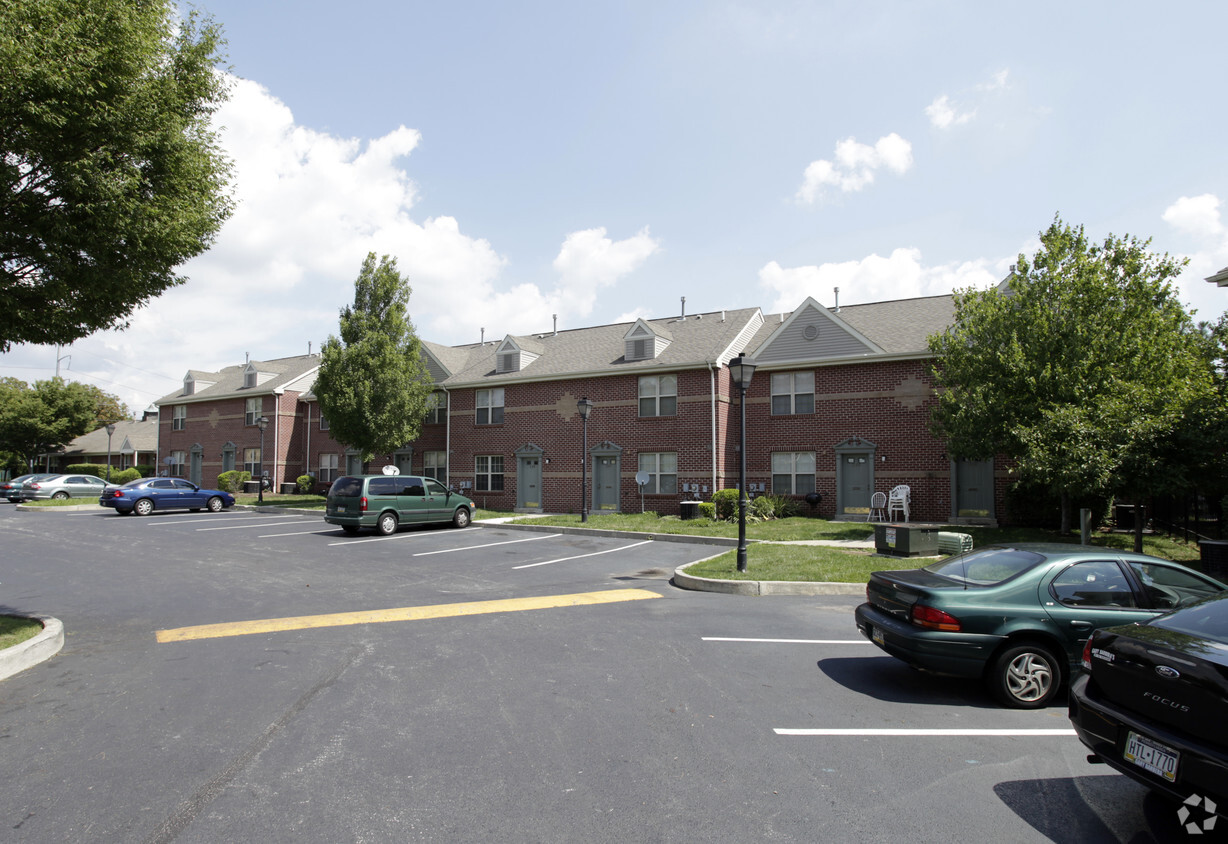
751, 298, 882, 364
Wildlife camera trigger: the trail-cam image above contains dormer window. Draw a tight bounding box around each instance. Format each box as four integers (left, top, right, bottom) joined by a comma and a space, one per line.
244, 370, 256, 388
495, 336, 541, 374
623, 319, 671, 361
183, 376, 195, 396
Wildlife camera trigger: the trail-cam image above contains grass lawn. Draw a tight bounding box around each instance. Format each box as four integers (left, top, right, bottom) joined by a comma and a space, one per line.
0, 615, 43, 650
511, 511, 1208, 582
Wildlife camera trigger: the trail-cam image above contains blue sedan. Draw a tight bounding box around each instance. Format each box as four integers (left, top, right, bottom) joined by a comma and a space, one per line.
99, 478, 235, 515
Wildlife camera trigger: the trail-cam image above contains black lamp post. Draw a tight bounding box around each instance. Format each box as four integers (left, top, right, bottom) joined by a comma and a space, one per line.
577, 397, 593, 522
104, 423, 116, 483
728, 354, 757, 571
256, 416, 269, 503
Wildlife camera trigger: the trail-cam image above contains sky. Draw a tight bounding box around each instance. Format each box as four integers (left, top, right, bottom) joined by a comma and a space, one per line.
5, 0, 1228, 414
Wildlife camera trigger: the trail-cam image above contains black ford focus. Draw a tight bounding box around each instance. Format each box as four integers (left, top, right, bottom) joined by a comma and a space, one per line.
1069, 591, 1228, 819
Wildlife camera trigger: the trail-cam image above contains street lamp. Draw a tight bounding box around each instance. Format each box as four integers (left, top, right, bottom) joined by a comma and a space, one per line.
728, 354, 757, 572
104, 423, 116, 483
577, 397, 593, 523
256, 416, 269, 503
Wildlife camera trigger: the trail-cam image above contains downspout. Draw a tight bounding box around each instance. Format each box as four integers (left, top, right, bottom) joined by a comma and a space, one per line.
443, 386, 451, 486
707, 361, 718, 495
273, 387, 284, 487
305, 400, 312, 482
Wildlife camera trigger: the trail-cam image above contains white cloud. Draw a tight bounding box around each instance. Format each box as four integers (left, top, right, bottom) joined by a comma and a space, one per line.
926, 69, 1009, 130
795, 133, 913, 203
757, 249, 1002, 314
1161, 194, 1228, 320
1162, 194, 1225, 240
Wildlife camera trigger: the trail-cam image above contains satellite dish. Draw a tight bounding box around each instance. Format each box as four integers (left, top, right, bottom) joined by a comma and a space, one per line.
635, 471, 650, 487
382, 465, 400, 475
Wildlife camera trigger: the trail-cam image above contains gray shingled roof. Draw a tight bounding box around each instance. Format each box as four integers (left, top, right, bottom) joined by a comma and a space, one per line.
62, 420, 158, 456
425, 307, 763, 387
155, 354, 320, 406
747, 294, 954, 359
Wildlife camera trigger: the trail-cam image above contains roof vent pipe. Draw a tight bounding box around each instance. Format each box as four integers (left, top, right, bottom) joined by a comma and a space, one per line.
308, 341, 312, 355
680, 296, 686, 320
834, 286, 840, 312
480, 328, 485, 346
553, 314, 558, 336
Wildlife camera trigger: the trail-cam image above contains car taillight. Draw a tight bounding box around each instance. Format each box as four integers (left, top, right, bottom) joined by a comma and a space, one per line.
1080, 637, 1094, 672
29, 483, 40, 489
111, 490, 124, 498
911, 604, 962, 632
360, 496, 368, 512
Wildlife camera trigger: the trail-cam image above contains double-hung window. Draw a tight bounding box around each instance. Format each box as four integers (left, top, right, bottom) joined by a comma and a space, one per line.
771, 372, 815, 415
476, 388, 504, 425
243, 448, 261, 477
245, 397, 262, 426
424, 451, 447, 481
426, 391, 447, 424
318, 454, 338, 482
638, 452, 677, 495
171, 405, 187, 430
319, 414, 329, 431
475, 455, 504, 491
638, 375, 677, 417
772, 452, 816, 495
169, 450, 186, 477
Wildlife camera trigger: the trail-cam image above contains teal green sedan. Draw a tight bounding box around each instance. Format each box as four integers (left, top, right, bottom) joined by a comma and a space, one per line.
854, 544, 1227, 708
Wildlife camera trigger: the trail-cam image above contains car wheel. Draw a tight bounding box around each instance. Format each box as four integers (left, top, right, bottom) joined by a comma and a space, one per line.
452, 507, 471, 528
377, 512, 398, 536
206, 496, 224, 512
52, 491, 69, 500
133, 498, 154, 517
988, 642, 1062, 708
342, 525, 360, 536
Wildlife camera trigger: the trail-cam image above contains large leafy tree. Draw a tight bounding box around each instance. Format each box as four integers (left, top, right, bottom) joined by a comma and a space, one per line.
314, 254, 435, 468
928, 217, 1216, 532
0, 377, 108, 466
0, 0, 234, 352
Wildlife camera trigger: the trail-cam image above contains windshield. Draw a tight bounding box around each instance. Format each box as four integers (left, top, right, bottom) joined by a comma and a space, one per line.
1151, 592, 1228, 646
924, 547, 1046, 586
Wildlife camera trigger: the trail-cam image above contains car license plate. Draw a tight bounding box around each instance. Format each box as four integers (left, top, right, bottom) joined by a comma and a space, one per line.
336, 505, 346, 513
871, 625, 885, 646
1124, 731, 1179, 782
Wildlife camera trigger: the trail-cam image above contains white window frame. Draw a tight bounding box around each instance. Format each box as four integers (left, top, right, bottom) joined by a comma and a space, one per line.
169, 450, 187, 477
171, 405, 187, 431
476, 388, 504, 425
318, 453, 338, 482
638, 374, 677, 417
475, 455, 504, 491
771, 371, 815, 416
245, 397, 262, 426
638, 452, 677, 495
772, 452, 816, 495
424, 451, 447, 481
243, 448, 261, 477
319, 414, 329, 431
426, 391, 447, 424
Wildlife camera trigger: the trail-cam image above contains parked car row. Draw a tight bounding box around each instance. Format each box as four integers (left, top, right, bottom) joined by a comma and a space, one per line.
4, 473, 108, 502
856, 543, 1228, 822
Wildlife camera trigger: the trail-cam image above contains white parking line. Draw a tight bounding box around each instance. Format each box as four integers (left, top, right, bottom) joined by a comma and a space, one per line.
513, 539, 653, 569
258, 529, 335, 537
703, 637, 872, 644
774, 728, 1077, 737
144, 514, 303, 527
196, 520, 323, 532
326, 527, 479, 547
413, 534, 562, 556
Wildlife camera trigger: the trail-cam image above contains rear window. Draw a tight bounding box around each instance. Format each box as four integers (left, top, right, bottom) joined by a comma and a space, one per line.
1150, 593, 1228, 646
924, 547, 1046, 586
329, 477, 364, 498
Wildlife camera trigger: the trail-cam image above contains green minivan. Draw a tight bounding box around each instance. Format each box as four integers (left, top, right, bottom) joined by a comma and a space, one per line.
324, 474, 475, 536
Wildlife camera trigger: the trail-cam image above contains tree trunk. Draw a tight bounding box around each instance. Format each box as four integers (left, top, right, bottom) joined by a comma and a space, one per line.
1060, 490, 1071, 535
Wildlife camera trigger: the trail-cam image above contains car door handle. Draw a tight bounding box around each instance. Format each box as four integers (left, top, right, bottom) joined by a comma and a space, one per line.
1069, 620, 1092, 629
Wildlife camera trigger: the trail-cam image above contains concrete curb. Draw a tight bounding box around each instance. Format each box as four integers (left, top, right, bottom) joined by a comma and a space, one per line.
0, 614, 64, 681
671, 561, 868, 596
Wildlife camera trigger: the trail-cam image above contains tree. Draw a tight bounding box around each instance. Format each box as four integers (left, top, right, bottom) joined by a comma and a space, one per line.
0, 0, 234, 352
314, 254, 435, 468
928, 216, 1216, 533
0, 377, 102, 467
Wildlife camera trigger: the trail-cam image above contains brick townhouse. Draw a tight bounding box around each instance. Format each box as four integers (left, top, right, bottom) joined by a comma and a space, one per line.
155, 293, 1005, 524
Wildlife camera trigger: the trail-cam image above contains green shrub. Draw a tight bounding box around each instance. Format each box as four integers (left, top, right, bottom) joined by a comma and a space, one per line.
217, 470, 251, 493
135, 464, 155, 477
751, 495, 775, 520
698, 502, 716, 520
754, 492, 802, 520
296, 474, 315, 494
67, 463, 110, 477
109, 468, 141, 485
712, 488, 739, 521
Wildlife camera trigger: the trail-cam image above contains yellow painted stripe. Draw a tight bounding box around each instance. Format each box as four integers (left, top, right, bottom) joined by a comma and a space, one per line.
156, 588, 662, 643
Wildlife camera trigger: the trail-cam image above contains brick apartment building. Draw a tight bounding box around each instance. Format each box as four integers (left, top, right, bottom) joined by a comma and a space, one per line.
154, 294, 1005, 525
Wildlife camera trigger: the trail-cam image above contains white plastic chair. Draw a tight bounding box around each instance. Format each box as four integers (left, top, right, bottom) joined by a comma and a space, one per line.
887, 485, 911, 522
867, 491, 887, 522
